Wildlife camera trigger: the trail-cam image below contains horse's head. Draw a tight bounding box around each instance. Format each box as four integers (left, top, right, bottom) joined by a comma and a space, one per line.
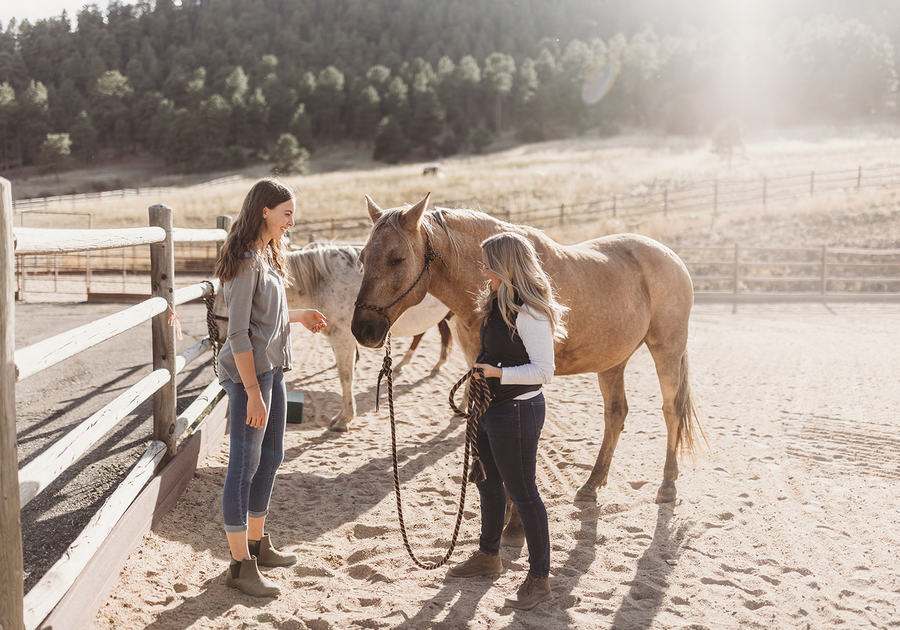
351, 193, 435, 347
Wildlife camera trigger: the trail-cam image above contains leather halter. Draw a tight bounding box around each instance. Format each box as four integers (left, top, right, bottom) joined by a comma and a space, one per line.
354, 234, 443, 322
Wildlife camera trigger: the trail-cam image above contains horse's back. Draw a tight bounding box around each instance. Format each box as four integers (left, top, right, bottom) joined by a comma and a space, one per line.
544, 233, 693, 373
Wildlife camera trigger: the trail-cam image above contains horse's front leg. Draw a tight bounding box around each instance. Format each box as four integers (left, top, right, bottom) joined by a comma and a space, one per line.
576, 364, 628, 502
327, 330, 358, 431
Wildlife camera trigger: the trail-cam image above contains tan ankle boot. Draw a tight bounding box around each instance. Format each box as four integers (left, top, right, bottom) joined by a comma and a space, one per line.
226, 556, 280, 597
503, 574, 551, 610
249, 534, 297, 568
447, 550, 503, 578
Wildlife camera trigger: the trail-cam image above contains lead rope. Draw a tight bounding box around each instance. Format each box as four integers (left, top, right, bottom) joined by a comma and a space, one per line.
377, 332, 492, 569
201, 281, 219, 378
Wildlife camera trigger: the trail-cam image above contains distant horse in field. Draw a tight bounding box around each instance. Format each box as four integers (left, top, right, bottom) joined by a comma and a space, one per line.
213, 242, 454, 431
351, 194, 703, 503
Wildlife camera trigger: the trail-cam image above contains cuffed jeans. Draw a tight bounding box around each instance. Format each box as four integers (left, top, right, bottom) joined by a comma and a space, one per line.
476, 393, 550, 578
222, 367, 286, 533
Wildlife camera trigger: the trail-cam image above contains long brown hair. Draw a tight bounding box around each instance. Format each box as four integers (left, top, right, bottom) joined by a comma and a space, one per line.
476, 232, 568, 340
215, 178, 294, 282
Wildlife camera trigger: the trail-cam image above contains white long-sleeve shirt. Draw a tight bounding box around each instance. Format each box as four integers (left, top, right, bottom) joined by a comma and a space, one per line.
499, 306, 555, 396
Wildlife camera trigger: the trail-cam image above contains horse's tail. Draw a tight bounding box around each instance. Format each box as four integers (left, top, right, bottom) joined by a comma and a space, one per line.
675, 351, 706, 457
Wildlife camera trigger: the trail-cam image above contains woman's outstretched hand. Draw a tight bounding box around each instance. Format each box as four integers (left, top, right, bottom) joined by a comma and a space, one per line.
293, 309, 327, 333
472, 363, 501, 379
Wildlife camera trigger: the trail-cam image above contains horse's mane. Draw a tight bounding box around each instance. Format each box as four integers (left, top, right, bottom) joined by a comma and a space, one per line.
374, 205, 515, 271
286, 242, 362, 296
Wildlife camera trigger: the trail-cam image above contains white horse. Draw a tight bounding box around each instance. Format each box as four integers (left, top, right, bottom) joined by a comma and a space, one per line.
212, 243, 454, 431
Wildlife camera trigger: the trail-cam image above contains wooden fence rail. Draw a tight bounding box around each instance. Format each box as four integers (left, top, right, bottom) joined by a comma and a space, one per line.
0, 177, 232, 630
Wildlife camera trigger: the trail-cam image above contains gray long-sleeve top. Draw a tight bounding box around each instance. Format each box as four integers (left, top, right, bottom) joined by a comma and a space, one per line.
217, 251, 292, 384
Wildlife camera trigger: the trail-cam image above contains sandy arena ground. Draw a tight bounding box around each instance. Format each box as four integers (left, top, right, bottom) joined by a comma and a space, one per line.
89, 302, 900, 629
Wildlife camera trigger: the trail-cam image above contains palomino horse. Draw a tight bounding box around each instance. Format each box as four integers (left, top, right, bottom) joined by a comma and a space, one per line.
213, 242, 454, 431
351, 194, 702, 504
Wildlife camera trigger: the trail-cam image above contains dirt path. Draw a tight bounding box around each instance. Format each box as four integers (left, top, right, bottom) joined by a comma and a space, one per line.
93, 303, 899, 629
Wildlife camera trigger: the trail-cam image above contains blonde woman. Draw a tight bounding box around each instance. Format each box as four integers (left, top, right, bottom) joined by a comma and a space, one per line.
448, 232, 567, 610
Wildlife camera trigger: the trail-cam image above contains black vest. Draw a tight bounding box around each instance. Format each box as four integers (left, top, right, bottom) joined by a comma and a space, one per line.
477, 296, 541, 408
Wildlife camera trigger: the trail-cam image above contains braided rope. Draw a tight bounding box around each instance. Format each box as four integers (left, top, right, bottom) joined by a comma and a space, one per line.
201, 281, 220, 378
378, 333, 492, 569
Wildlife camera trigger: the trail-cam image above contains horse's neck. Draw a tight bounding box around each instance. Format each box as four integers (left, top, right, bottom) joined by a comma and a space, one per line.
427, 214, 496, 327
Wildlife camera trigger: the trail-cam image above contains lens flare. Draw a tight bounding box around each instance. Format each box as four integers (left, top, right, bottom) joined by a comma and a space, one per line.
581, 59, 620, 105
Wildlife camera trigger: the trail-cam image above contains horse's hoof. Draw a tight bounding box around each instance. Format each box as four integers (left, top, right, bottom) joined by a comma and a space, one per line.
574, 486, 597, 503
501, 527, 525, 547
655, 483, 677, 503
328, 418, 349, 432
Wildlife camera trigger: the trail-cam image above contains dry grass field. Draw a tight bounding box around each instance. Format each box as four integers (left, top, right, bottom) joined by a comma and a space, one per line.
13, 129, 900, 236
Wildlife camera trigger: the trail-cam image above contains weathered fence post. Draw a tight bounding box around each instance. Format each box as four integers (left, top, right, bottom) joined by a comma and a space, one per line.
732, 243, 740, 314
713, 179, 719, 216
810, 171, 815, 197
762, 177, 768, 209
0, 177, 25, 630
856, 166, 862, 191
612, 194, 617, 217
820, 246, 827, 295
663, 187, 668, 216
85, 213, 93, 295
558, 203, 565, 226
149, 205, 177, 459
216, 215, 232, 261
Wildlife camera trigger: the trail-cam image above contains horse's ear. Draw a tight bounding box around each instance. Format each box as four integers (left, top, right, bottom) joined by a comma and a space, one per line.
399, 192, 430, 231
365, 194, 384, 223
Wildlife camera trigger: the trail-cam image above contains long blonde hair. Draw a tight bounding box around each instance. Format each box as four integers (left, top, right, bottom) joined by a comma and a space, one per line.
215, 178, 293, 282
476, 232, 567, 340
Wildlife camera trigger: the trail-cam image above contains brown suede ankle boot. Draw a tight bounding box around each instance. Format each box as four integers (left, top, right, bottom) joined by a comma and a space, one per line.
447, 550, 503, 578
249, 534, 298, 568
503, 574, 551, 610
226, 556, 280, 597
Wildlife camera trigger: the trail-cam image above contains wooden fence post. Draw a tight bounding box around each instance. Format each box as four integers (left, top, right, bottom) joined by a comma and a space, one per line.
856, 166, 862, 191
663, 187, 668, 216
713, 179, 719, 216
810, 171, 815, 197
612, 194, 617, 217
215, 215, 232, 261
762, 177, 767, 209
820, 246, 827, 295
85, 213, 93, 295
149, 205, 177, 459
558, 203, 565, 226
0, 177, 25, 630
732, 243, 740, 313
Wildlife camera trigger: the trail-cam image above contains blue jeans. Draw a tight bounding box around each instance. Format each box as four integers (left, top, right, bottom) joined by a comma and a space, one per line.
222, 368, 286, 533
476, 393, 550, 578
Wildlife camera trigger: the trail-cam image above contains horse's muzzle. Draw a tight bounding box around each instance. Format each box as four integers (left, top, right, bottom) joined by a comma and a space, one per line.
351, 309, 389, 347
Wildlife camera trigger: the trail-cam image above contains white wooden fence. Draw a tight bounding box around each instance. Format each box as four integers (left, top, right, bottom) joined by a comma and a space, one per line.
0, 176, 233, 630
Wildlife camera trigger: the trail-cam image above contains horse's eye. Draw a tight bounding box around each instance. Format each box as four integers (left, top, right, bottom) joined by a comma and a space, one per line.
389, 257, 405, 266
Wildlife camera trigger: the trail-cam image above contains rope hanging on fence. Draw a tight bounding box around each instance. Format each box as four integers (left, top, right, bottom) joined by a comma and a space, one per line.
376, 332, 492, 569
166, 304, 183, 341
201, 281, 220, 378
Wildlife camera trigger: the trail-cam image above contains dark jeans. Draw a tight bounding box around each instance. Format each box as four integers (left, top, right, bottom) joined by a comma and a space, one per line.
476, 392, 550, 578
221, 368, 286, 532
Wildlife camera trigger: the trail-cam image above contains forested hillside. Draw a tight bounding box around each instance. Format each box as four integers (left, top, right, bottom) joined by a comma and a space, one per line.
1, 0, 898, 173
